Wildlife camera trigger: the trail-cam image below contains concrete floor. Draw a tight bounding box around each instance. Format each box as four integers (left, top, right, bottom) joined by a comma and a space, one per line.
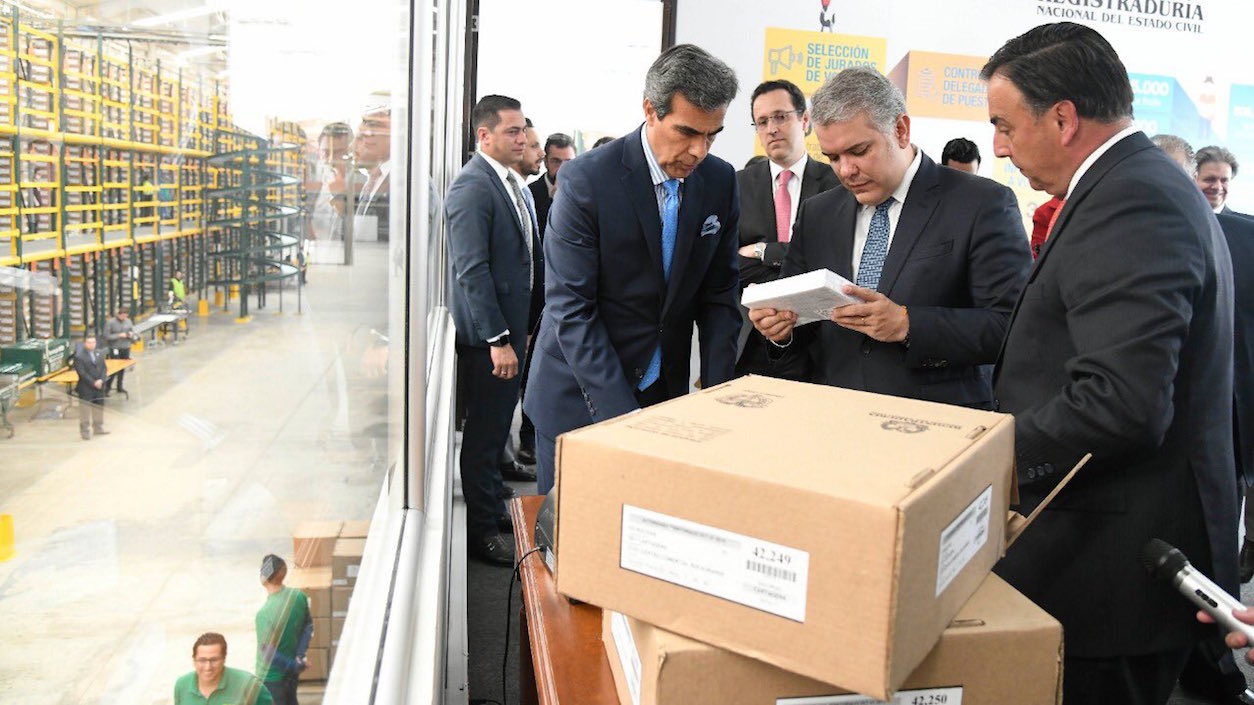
0, 244, 396, 704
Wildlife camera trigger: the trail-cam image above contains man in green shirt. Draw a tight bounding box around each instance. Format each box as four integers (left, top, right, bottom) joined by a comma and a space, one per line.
173, 632, 273, 705
256, 554, 313, 705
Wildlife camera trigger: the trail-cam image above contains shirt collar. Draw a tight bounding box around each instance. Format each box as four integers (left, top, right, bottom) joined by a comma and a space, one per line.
641, 125, 683, 186
864, 147, 922, 210
769, 153, 809, 184
1066, 124, 1139, 199
478, 151, 515, 183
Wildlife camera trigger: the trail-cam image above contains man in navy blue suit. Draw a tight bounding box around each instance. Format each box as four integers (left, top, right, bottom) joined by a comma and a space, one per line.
447, 94, 539, 566
524, 44, 742, 495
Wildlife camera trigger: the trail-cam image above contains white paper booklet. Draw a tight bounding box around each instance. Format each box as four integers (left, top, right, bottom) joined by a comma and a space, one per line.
740, 269, 860, 325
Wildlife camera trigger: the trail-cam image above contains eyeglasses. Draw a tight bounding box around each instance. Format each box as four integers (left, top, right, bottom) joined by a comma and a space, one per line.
194, 657, 224, 665
753, 110, 802, 131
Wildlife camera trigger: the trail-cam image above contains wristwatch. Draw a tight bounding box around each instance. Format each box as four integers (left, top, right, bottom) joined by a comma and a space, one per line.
489, 334, 511, 348
753, 242, 767, 260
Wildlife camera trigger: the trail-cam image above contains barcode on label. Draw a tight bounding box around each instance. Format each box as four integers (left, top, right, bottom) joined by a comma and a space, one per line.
747, 559, 798, 582
941, 511, 972, 544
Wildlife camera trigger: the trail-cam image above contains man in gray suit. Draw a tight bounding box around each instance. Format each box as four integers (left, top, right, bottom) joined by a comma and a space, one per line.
446, 94, 538, 566
985, 23, 1237, 704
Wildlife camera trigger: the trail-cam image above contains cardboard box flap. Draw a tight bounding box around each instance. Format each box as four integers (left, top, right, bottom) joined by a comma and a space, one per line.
1006, 453, 1091, 548
565, 376, 1011, 507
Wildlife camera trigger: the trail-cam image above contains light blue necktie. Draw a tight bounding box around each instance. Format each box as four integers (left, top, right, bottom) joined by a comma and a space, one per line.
639, 179, 681, 391
856, 199, 893, 290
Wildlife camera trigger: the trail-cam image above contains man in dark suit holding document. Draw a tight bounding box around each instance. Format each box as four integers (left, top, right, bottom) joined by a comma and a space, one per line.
749, 67, 1030, 407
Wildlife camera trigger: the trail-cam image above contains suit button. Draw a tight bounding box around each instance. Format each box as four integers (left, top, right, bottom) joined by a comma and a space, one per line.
1026, 467, 1036, 480
860, 341, 871, 354
1044, 463, 1054, 474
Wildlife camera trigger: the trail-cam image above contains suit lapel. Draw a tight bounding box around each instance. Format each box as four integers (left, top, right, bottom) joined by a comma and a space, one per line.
830, 191, 857, 280
992, 131, 1150, 376
799, 157, 831, 202
473, 154, 526, 240
664, 167, 705, 315
753, 161, 778, 237
621, 132, 666, 297
877, 155, 940, 295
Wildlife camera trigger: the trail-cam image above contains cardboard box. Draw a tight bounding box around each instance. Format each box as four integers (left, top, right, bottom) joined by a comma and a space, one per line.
603, 574, 1063, 705
299, 647, 328, 682
340, 520, 370, 538
332, 616, 346, 643
332, 586, 353, 618
287, 567, 332, 619
292, 521, 343, 568
332, 538, 365, 587
556, 376, 1019, 699
310, 617, 330, 650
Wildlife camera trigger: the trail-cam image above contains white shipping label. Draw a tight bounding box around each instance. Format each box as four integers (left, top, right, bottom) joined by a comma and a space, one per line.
935, 485, 993, 597
347, 564, 360, 578
778, 686, 963, 705
619, 505, 810, 622
609, 611, 643, 705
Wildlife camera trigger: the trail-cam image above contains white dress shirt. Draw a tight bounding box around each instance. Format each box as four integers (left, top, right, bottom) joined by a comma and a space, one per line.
1065, 124, 1140, 200
768, 153, 809, 228
851, 148, 923, 283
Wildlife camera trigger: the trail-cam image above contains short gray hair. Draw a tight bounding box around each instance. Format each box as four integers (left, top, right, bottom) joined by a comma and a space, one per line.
1150, 134, 1194, 171
644, 44, 738, 120
810, 66, 906, 135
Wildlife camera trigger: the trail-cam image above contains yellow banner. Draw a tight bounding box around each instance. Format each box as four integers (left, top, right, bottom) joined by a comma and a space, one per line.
887, 51, 989, 122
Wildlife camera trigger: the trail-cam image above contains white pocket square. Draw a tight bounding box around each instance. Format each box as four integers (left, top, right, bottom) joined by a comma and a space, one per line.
701, 215, 721, 237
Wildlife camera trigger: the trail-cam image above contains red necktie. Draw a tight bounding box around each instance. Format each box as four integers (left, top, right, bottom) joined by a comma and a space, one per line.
774, 169, 793, 243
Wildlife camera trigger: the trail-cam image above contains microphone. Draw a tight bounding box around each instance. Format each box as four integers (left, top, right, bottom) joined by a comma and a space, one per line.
1141, 538, 1254, 643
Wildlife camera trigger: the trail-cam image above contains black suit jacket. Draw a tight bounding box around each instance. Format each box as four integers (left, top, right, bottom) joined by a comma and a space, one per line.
773, 152, 1030, 407
993, 132, 1238, 657
528, 174, 554, 240
735, 157, 839, 380
1220, 212, 1254, 488
524, 127, 741, 438
73, 345, 107, 399
737, 157, 840, 285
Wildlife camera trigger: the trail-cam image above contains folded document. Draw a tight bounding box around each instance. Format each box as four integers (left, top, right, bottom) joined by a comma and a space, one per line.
740, 269, 860, 325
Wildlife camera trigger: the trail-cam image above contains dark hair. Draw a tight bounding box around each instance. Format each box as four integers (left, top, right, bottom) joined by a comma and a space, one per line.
524, 117, 533, 128
544, 133, 575, 154
471, 94, 522, 132
1196, 145, 1239, 178
981, 22, 1132, 122
193, 632, 227, 658
941, 138, 981, 166
750, 80, 806, 118
745, 154, 769, 169
318, 121, 352, 142
592, 136, 614, 149
644, 44, 738, 120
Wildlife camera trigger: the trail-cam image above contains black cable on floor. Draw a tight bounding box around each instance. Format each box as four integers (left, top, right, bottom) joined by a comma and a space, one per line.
504, 546, 544, 705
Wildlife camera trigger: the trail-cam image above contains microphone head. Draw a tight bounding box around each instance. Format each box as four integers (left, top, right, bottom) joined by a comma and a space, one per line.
1141, 538, 1189, 580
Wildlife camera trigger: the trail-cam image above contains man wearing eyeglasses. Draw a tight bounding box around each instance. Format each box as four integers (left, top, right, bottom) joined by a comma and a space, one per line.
173, 632, 273, 704
735, 79, 839, 379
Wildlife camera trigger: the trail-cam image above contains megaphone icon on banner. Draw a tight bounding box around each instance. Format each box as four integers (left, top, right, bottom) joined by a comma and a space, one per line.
768, 45, 801, 75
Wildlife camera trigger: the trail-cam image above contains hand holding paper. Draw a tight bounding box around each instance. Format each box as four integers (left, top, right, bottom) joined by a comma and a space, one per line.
831, 284, 910, 343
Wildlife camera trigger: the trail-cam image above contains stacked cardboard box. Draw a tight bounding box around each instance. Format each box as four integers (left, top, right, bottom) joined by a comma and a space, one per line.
287, 519, 369, 682
554, 376, 1065, 702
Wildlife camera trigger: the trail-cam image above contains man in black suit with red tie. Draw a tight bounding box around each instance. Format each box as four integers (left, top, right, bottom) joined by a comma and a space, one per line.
735, 79, 838, 379
749, 67, 1030, 408
984, 23, 1238, 704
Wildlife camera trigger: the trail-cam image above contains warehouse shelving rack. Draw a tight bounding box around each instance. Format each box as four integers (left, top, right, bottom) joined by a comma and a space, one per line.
0, 7, 300, 347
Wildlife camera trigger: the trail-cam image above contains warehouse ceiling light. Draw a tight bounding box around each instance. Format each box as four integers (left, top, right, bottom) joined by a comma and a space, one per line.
134, 5, 222, 28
